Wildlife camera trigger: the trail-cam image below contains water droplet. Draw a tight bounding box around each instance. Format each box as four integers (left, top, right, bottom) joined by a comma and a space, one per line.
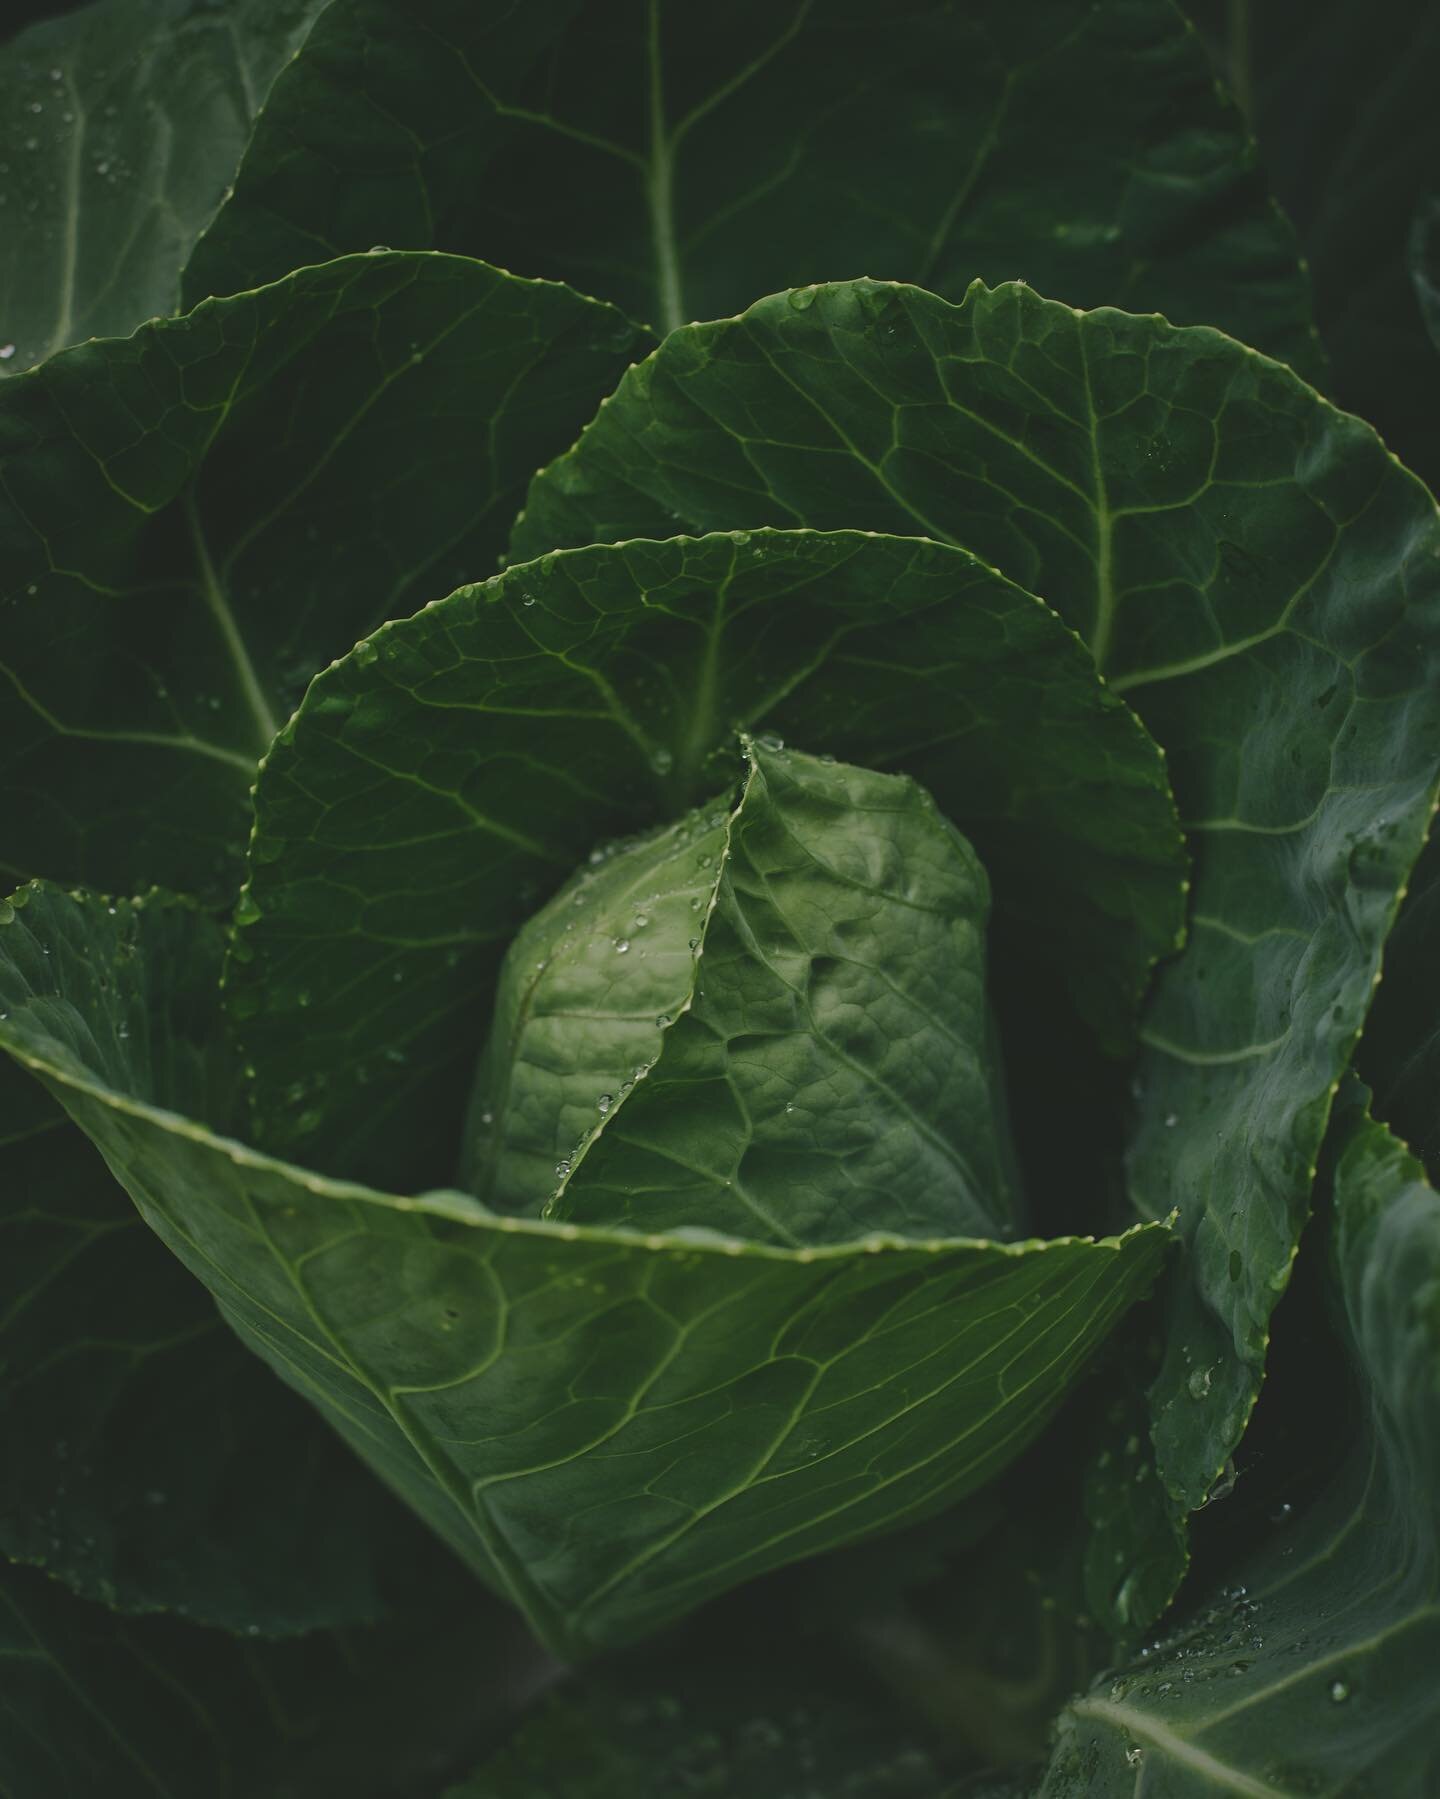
522, 593, 536, 606
1329, 1680, 1350, 1703
732, 530, 751, 545
235, 892, 262, 926
615, 938, 630, 954
1164, 1111, 1179, 1128
787, 286, 818, 311
755, 731, 785, 751
597, 1093, 613, 1114
650, 746, 674, 775
1125, 1747, 1143, 1768
368, 243, 391, 253
353, 638, 378, 665
1188, 1367, 1212, 1399
655, 1013, 672, 1028
0, 345, 15, 361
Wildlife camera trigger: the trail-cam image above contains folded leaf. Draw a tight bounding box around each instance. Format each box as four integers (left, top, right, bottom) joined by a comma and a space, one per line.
513, 276, 1440, 1521
534, 741, 1021, 1243
0, 251, 647, 899
0, 882, 1168, 1655
182, 0, 1316, 369
1039, 1096, 1440, 1795
226, 528, 1183, 1189
0, 0, 328, 372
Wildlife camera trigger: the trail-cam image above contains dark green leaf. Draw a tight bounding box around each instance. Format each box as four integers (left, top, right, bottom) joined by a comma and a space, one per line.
0, 881, 1168, 1655
184, 0, 1315, 365
514, 276, 1440, 1518
227, 528, 1182, 1190
1039, 1097, 1440, 1796
0, 251, 647, 900
0, 0, 328, 371
0, 1555, 548, 1798
446, 1634, 955, 1799
534, 740, 1021, 1244
1191, 0, 1440, 486
0, 1061, 434, 1634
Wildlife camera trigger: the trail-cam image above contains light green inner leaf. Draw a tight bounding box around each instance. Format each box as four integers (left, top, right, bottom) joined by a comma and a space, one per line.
541, 741, 1020, 1245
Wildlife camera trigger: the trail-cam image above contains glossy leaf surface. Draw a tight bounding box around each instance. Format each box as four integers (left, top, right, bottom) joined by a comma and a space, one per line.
0, 882, 1167, 1655
1040, 1099, 1440, 1796
537, 742, 1021, 1244
516, 277, 1440, 1514
0, 0, 327, 372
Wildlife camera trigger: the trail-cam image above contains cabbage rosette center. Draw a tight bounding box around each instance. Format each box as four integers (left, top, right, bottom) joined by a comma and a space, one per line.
0, 528, 1179, 1654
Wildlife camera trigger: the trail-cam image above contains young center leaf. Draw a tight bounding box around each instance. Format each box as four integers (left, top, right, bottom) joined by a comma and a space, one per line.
511, 741, 1023, 1245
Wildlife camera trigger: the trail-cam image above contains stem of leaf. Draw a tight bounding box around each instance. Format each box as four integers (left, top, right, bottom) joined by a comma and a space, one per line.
646, 0, 686, 335
184, 491, 278, 754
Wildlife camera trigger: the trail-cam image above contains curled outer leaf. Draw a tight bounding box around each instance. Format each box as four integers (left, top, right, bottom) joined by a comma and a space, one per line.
0, 883, 1169, 1656
1039, 1093, 1440, 1796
